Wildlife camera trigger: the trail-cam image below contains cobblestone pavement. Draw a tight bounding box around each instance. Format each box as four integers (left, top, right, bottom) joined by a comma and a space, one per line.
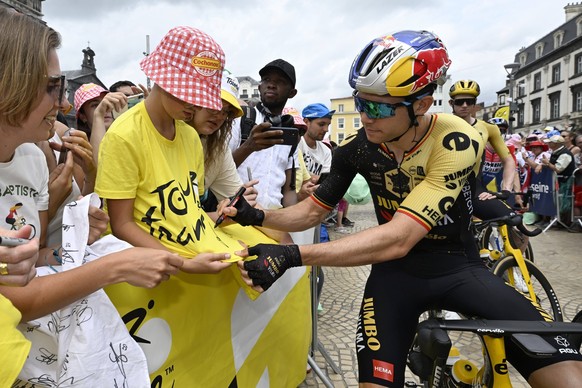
300, 202, 582, 387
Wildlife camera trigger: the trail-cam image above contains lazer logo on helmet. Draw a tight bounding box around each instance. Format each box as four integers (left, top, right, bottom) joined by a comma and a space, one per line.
376, 46, 403, 74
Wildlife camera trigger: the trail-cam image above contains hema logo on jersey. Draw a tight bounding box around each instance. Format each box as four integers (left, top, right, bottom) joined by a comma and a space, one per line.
372, 359, 394, 382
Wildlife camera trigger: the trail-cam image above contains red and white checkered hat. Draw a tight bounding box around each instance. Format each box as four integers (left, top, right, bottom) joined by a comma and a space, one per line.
74, 83, 108, 118
140, 26, 225, 110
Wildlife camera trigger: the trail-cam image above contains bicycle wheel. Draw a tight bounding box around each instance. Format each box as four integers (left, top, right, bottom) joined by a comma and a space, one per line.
492, 256, 563, 321
481, 225, 534, 262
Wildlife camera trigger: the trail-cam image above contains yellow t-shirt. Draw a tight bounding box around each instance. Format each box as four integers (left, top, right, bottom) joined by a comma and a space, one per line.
0, 294, 30, 385
95, 102, 207, 257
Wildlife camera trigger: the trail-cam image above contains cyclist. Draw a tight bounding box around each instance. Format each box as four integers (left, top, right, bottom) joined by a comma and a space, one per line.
220, 30, 582, 387
449, 80, 524, 210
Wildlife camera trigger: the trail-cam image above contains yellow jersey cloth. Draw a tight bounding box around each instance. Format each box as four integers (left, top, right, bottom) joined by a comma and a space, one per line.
95, 102, 206, 257
0, 294, 30, 385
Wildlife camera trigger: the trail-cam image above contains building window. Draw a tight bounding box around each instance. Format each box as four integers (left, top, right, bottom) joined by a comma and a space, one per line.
576, 53, 582, 75
242, 88, 248, 95
535, 42, 544, 59
554, 31, 564, 49
499, 95, 506, 105
549, 93, 560, 119
533, 72, 542, 91
337, 118, 345, 129
517, 105, 525, 127
574, 90, 582, 112
337, 133, 345, 144
551, 64, 561, 84
519, 52, 527, 66
253, 89, 258, 96
338, 104, 344, 113
577, 17, 582, 36
531, 99, 541, 123
353, 117, 361, 128
517, 82, 526, 97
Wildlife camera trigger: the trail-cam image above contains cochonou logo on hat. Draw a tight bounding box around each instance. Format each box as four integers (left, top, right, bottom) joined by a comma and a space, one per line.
191, 51, 221, 77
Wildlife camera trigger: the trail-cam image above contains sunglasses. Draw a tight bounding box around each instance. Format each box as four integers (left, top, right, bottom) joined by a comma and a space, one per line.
353, 92, 409, 119
452, 98, 476, 106
46, 75, 66, 103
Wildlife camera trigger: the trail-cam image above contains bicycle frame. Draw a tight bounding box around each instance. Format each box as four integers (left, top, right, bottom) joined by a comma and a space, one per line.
413, 319, 582, 388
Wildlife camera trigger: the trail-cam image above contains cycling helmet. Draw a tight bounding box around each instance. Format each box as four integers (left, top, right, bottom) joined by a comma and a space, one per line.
449, 80, 480, 98
488, 117, 508, 128
348, 30, 451, 97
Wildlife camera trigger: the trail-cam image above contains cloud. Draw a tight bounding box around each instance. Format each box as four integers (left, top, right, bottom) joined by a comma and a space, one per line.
43, 0, 567, 109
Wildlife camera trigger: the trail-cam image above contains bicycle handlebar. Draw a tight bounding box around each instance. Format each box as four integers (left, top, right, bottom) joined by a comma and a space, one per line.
419, 318, 582, 336
474, 214, 542, 237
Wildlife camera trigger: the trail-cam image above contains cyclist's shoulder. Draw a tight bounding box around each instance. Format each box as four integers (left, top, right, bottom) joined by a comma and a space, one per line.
427, 114, 483, 151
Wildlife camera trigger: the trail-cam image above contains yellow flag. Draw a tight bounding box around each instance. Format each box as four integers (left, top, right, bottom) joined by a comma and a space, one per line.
105, 223, 311, 387
493, 106, 510, 121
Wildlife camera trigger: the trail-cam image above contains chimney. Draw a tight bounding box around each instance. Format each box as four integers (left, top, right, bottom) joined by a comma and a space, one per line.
565, 2, 582, 22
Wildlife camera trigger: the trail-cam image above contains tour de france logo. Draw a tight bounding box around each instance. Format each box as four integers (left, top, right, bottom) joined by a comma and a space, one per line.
191, 51, 221, 77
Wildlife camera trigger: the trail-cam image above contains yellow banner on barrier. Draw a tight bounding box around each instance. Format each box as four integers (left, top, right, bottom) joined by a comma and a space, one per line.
105, 223, 311, 387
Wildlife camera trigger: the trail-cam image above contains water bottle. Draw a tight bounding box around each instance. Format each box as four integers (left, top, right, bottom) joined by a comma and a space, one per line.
446, 359, 478, 387
479, 248, 502, 268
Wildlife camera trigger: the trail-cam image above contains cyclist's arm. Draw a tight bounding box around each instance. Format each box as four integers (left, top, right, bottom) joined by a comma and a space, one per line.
500, 153, 517, 191
297, 211, 427, 266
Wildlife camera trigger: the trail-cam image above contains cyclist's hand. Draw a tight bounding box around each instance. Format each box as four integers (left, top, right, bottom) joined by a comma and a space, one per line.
218, 195, 265, 226
478, 191, 496, 201
238, 244, 302, 292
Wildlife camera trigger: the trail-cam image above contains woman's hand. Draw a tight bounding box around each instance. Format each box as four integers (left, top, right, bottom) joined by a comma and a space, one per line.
0, 226, 38, 286
180, 252, 232, 274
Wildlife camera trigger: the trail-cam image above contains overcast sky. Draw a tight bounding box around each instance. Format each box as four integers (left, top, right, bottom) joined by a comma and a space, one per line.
43, 0, 569, 110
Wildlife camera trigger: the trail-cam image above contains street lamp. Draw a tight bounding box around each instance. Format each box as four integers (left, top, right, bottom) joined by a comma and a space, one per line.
504, 62, 521, 134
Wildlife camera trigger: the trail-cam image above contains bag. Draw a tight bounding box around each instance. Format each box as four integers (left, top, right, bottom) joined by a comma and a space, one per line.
239, 105, 257, 145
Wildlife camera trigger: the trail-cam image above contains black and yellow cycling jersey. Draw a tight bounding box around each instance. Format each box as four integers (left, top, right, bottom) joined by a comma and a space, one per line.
312, 113, 484, 255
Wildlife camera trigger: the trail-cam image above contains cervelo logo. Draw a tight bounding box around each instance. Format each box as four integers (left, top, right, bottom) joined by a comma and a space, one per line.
372, 359, 394, 382
191, 51, 221, 77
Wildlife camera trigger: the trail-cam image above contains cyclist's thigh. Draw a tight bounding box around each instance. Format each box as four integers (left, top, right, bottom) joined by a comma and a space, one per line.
356, 266, 428, 387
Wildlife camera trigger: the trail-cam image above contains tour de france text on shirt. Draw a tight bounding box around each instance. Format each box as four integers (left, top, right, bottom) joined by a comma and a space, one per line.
140, 171, 208, 246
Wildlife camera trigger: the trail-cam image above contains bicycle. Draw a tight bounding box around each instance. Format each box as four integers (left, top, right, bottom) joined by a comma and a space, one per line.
472, 213, 563, 322
406, 317, 582, 387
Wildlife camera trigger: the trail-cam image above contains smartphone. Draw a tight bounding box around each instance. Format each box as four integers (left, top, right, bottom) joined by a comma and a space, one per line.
112, 93, 144, 119
263, 126, 299, 146
57, 128, 71, 164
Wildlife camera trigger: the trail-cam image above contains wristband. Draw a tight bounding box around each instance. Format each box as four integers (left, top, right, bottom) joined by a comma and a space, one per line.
231, 195, 265, 226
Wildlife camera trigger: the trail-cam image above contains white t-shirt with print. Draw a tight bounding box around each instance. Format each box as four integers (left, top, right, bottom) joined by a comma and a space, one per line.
298, 137, 332, 176
0, 143, 49, 239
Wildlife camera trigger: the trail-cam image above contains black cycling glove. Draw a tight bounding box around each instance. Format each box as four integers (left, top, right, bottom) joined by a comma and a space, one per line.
243, 244, 302, 291
229, 195, 265, 226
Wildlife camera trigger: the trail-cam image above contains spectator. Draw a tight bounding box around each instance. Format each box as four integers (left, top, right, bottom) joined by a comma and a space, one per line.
229, 59, 299, 209
95, 26, 231, 271
74, 83, 129, 163
562, 130, 581, 167
542, 135, 575, 223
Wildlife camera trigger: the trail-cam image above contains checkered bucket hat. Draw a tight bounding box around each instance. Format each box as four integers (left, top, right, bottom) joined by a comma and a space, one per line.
140, 26, 225, 110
